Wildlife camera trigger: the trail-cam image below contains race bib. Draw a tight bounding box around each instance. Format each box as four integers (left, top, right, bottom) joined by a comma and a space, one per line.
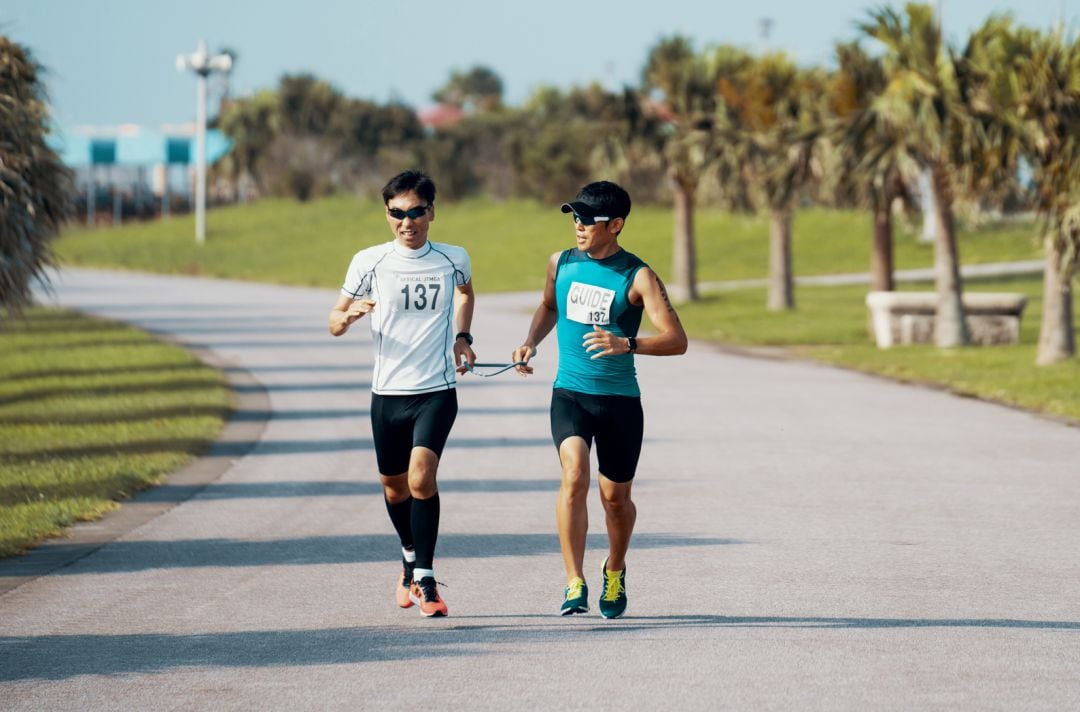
566, 281, 615, 325
394, 274, 444, 314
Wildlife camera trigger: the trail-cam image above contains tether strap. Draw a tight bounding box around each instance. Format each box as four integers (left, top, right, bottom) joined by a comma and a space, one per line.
465, 361, 527, 377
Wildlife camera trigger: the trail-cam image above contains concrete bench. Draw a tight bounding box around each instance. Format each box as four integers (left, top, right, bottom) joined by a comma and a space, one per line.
865, 291, 1028, 348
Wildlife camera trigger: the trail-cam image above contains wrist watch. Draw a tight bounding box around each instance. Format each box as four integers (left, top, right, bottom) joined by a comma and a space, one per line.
455, 332, 473, 346
627, 336, 637, 353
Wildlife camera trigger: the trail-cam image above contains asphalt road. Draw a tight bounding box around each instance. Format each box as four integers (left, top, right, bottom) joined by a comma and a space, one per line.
2, 267, 1077, 711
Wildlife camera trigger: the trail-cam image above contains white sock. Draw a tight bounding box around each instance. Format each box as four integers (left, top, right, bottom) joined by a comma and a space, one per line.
402, 548, 416, 563
413, 567, 435, 582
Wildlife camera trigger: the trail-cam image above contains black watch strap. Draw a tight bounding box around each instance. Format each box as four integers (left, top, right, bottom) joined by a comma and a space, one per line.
455, 332, 473, 346
627, 336, 637, 353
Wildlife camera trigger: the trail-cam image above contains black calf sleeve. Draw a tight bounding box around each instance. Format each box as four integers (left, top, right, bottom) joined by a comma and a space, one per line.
384, 495, 413, 549
411, 493, 440, 570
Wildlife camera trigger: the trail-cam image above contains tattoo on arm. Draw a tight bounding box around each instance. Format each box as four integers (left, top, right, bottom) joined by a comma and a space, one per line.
655, 273, 676, 315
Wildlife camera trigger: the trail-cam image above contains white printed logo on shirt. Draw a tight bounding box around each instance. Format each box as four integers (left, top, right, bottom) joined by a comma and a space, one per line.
566, 281, 615, 325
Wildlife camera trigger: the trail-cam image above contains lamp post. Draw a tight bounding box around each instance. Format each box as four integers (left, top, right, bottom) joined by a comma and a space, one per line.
758, 17, 774, 53
176, 40, 232, 244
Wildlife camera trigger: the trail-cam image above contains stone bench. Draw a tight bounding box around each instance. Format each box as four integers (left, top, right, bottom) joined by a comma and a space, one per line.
865, 291, 1028, 348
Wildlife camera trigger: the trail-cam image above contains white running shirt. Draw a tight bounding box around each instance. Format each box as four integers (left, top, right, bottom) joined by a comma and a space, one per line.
341, 240, 471, 395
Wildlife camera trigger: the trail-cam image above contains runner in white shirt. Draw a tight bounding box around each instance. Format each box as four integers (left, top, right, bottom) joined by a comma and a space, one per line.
329, 170, 476, 617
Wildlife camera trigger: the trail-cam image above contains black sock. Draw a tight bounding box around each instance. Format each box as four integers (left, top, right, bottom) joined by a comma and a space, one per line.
411, 493, 440, 571
384, 495, 413, 550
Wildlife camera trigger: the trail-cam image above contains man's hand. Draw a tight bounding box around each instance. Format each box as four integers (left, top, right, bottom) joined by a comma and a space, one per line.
345, 299, 376, 323
583, 325, 630, 359
511, 344, 536, 375
330, 299, 376, 335
454, 338, 477, 374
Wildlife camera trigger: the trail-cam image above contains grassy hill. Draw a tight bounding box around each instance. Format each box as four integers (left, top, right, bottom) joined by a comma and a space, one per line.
56, 195, 1043, 293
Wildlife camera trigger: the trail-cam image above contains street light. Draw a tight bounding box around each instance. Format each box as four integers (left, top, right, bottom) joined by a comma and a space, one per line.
758, 17, 774, 53
176, 40, 232, 244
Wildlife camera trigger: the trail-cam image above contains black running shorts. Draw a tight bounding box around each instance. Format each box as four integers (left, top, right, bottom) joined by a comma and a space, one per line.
549, 388, 644, 483
370, 389, 458, 475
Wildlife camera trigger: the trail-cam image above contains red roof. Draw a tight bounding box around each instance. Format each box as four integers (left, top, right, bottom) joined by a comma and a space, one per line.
417, 103, 466, 129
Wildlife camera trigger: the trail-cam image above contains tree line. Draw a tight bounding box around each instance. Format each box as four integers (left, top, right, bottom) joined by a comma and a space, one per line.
213, 4, 1079, 364
2, 3, 1078, 364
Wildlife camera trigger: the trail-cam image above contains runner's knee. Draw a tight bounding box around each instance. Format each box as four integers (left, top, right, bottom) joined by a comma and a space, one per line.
559, 468, 589, 500
599, 478, 633, 511
600, 492, 633, 517
558, 446, 590, 498
408, 448, 439, 498
381, 473, 410, 502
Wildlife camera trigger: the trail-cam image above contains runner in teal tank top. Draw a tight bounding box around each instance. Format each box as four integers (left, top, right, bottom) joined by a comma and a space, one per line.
553, 247, 647, 397
511, 181, 688, 619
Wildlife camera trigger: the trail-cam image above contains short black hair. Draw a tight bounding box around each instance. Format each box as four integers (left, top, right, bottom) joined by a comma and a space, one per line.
381, 170, 436, 205
576, 181, 631, 219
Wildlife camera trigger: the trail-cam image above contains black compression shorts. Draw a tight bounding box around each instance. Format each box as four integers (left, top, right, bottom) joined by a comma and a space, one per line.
370, 389, 458, 475
549, 388, 644, 483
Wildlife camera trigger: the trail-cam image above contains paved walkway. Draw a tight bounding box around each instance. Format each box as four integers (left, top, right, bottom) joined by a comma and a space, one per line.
699, 258, 1045, 291
2, 267, 1077, 710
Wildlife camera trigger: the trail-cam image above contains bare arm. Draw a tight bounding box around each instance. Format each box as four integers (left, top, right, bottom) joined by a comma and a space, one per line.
511, 252, 560, 375
329, 293, 375, 337
582, 268, 688, 357
453, 280, 477, 373
629, 268, 687, 355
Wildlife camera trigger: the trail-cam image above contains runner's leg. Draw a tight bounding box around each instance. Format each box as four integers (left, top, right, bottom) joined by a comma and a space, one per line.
556, 437, 590, 583
372, 394, 414, 548
598, 477, 635, 571
409, 390, 457, 573
408, 447, 440, 570
595, 394, 642, 572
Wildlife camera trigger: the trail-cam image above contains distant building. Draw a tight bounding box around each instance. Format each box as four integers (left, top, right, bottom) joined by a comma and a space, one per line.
417, 103, 466, 131
48, 124, 233, 225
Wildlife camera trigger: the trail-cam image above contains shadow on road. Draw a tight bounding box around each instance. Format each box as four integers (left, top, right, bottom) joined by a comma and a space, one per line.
3, 613, 1076, 682
12, 533, 738, 576
1, 435, 555, 464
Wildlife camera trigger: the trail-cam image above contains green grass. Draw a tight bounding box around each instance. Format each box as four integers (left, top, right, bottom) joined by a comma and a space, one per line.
807, 341, 1080, 423
677, 275, 1080, 422
56, 195, 1044, 293
0, 308, 231, 558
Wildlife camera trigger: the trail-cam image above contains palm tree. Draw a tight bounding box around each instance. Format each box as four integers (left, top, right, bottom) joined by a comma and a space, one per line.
641, 37, 751, 302
218, 89, 278, 198
860, 3, 971, 347
952, 17, 1079, 364
830, 41, 920, 293
1008, 26, 1080, 364
0, 36, 72, 320
736, 54, 825, 311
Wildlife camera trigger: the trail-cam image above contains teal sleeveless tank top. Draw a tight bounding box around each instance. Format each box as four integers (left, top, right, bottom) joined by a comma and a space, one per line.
553, 248, 647, 397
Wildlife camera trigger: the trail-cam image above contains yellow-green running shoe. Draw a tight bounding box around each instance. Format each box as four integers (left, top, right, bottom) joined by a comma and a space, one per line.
561, 577, 589, 615
599, 558, 627, 619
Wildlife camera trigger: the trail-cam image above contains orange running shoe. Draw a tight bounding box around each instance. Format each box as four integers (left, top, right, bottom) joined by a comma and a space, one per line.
409, 576, 448, 617
396, 560, 415, 608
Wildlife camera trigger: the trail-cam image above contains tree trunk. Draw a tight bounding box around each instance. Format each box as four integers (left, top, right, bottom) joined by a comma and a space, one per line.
930, 163, 969, 347
870, 198, 895, 292
767, 207, 794, 311
1036, 238, 1075, 365
919, 167, 937, 244
670, 179, 698, 303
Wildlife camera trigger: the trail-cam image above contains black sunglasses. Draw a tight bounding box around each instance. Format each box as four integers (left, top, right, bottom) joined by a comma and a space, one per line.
573, 213, 610, 226
387, 205, 430, 220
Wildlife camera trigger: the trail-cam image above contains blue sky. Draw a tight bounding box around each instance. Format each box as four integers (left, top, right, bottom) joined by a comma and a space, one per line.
3, 0, 1074, 128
